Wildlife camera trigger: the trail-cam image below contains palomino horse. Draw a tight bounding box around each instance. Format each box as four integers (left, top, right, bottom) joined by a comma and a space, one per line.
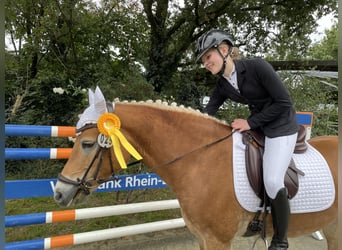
54, 97, 338, 249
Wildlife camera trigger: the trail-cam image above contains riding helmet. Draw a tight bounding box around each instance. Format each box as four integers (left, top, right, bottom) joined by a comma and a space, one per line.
195, 29, 233, 63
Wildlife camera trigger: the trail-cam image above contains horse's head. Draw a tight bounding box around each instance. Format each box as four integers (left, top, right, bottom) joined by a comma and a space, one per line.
54, 87, 140, 207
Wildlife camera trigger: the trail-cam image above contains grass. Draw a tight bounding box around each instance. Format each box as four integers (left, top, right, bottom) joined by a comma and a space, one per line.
5, 188, 180, 243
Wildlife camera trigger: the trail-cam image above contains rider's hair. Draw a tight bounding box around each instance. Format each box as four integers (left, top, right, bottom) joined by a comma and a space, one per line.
230, 47, 241, 60
219, 41, 241, 61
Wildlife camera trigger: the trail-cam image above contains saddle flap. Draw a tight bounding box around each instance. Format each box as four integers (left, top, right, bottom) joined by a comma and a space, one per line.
244, 142, 264, 198
242, 131, 305, 200
285, 160, 299, 199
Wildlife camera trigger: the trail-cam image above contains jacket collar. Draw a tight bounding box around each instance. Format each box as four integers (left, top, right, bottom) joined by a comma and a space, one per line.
234, 60, 246, 95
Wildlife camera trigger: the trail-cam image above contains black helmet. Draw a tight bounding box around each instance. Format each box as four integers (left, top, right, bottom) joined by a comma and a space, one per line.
195, 29, 233, 63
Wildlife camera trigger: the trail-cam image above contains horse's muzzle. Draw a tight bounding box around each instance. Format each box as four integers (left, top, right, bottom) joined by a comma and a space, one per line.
54, 181, 85, 207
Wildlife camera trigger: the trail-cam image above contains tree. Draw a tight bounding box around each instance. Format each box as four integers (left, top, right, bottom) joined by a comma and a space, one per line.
141, 0, 337, 92
5, 0, 154, 124
308, 23, 338, 60
5, 0, 155, 178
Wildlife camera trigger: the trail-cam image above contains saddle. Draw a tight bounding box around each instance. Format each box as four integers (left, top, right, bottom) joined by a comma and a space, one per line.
242, 125, 306, 200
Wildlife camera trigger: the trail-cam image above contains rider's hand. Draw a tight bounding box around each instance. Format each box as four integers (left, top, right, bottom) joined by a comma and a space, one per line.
231, 119, 251, 133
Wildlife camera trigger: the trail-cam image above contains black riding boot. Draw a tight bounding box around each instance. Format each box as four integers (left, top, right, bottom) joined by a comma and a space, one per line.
268, 188, 290, 250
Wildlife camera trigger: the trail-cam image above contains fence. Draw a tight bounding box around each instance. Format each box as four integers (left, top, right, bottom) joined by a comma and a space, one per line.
5, 124, 184, 249
5, 201, 184, 249
5, 112, 318, 249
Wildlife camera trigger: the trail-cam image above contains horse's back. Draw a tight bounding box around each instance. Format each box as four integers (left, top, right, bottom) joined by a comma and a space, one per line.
286, 135, 338, 243
308, 135, 338, 174
307, 135, 338, 208
308, 135, 337, 146
307, 136, 338, 250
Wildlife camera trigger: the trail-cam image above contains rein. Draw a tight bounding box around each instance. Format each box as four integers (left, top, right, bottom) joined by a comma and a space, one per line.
150, 130, 235, 170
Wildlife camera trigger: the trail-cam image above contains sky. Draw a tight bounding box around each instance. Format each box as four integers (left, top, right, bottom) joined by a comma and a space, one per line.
309, 13, 337, 42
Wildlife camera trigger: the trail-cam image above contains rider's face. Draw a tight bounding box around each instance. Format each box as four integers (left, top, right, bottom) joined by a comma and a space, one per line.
201, 46, 228, 75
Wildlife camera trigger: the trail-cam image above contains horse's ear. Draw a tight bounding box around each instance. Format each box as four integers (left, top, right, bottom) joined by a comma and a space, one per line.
88, 89, 95, 105
94, 86, 107, 114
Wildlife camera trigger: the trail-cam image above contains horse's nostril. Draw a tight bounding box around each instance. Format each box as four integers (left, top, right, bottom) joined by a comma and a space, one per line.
54, 192, 62, 201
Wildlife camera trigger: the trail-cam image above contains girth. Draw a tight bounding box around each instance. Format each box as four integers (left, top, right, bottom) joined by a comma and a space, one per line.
242, 125, 306, 200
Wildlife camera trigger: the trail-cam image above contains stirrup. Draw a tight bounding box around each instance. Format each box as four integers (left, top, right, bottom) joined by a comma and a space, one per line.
252, 235, 268, 250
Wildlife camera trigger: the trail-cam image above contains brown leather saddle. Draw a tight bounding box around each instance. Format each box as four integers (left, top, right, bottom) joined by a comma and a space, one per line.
242, 125, 306, 200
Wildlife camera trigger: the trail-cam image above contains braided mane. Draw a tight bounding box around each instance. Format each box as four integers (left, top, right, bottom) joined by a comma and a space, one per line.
114, 99, 228, 125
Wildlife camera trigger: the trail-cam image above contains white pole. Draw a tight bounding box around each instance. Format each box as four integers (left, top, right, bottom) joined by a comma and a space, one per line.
45, 199, 180, 223
73, 218, 185, 245
75, 199, 180, 220
44, 218, 186, 248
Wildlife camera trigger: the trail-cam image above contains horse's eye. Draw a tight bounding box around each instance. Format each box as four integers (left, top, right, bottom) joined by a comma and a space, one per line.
81, 140, 96, 149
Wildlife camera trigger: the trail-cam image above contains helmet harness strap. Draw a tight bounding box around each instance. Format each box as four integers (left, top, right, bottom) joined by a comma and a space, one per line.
216, 45, 233, 75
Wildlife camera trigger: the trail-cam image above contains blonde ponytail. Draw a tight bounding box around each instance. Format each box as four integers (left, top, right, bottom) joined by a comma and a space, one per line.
230, 47, 241, 60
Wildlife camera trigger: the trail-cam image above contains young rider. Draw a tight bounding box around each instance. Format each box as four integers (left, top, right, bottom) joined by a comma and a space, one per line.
195, 29, 299, 250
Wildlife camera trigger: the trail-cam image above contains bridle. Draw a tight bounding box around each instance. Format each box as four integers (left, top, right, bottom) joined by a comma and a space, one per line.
57, 124, 117, 194
57, 103, 121, 195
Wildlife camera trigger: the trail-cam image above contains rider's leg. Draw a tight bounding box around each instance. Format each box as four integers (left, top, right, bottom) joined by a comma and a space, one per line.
263, 133, 297, 250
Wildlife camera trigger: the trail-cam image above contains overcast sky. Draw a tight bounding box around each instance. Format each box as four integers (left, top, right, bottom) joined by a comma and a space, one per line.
310, 13, 337, 42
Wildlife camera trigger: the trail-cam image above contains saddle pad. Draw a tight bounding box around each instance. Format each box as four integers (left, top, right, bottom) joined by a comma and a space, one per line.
232, 132, 335, 213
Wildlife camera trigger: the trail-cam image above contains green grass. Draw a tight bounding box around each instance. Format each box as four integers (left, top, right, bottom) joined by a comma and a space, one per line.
5, 188, 180, 243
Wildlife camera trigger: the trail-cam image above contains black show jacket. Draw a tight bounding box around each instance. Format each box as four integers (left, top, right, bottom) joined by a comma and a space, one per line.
204, 58, 298, 138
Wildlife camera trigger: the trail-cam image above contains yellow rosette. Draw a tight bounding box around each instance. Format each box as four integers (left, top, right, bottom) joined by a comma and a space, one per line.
97, 113, 142, 169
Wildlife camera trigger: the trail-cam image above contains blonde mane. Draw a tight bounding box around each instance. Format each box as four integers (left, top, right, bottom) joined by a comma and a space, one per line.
114, 99, 229, 126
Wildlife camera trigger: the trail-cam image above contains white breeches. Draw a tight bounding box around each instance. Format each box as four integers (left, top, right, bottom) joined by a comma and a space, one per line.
263, 133, 298, 199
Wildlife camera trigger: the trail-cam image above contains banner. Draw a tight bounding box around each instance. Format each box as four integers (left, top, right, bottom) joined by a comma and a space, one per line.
5, 174, 167, 199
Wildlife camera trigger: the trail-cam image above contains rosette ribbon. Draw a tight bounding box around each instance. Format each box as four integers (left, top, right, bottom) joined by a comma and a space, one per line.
97, 113, 142, 169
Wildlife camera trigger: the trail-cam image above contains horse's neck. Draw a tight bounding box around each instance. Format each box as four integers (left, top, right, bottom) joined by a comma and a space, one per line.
115, 102, 230, 166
